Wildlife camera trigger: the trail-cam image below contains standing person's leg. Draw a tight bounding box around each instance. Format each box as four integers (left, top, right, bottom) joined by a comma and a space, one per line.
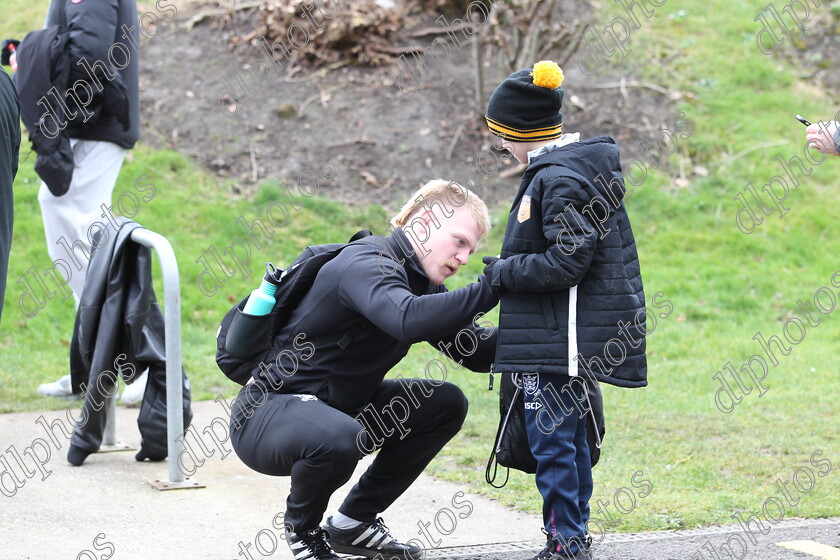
523, 373, 592, 559
36, 140, 127, 398
37, 139, 126, 301
574, 403, 593, 536
324, 379, 467, 559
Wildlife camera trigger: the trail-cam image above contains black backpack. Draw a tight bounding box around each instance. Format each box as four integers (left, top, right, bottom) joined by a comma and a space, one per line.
215, 230, 372, 385
485, 372, 606, 488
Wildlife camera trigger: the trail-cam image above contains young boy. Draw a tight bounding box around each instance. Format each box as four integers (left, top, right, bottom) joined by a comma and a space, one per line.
482, 61, 648, 560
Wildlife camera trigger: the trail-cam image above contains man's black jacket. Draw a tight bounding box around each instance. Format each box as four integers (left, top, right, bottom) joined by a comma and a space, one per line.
258, 228, 500, 415
70, 218, 191, 458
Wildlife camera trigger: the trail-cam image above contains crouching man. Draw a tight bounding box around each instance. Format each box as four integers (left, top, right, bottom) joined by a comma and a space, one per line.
230, 180, 499, 560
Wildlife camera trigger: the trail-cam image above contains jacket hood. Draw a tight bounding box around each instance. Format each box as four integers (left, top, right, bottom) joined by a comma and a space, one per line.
524, 135, 626, 207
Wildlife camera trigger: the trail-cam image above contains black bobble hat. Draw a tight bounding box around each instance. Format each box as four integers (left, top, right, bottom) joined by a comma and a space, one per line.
485, 60, 565, 142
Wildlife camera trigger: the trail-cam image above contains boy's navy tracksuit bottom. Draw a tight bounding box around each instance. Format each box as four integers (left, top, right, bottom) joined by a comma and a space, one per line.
523, 373, 592, 555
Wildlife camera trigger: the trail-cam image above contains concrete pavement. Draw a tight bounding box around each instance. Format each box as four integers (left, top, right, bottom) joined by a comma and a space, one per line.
2, 400, 838, 560
0, 399, 542, 560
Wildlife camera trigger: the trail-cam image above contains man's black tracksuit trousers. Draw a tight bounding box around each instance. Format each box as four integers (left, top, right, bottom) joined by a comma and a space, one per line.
229, 377, 467, 533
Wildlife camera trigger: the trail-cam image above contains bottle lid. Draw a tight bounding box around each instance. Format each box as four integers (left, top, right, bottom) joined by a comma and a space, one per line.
264, 262, 284, 286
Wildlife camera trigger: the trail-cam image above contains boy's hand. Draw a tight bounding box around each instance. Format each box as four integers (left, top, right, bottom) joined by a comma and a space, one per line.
482, 256, 501, 278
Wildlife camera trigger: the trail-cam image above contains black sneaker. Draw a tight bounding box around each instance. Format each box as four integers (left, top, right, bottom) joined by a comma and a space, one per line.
524, 530, 557, 560
554, 534, 594, 560
286, 528, 341, 560
525, 530, 594, 560
323, 516, 424, 560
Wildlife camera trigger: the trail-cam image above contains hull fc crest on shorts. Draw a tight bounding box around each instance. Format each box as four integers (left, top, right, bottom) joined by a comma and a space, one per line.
522, 373, 539, 395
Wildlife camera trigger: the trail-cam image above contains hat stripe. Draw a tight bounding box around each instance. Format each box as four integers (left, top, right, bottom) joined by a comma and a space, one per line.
485, 116, 561, 133
485, 117, 563, 141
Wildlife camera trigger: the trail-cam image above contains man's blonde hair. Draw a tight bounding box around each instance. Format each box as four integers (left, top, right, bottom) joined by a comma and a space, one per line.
391, 179, 490, 239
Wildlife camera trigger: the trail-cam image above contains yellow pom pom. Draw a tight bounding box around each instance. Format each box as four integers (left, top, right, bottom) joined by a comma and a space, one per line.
531, 60, 564, 89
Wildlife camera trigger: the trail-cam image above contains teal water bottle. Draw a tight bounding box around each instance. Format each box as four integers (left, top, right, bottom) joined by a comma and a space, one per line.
242, 264, 280, 316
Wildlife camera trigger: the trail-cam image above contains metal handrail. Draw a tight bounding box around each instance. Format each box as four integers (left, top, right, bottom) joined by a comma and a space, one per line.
129, 228, 186, 485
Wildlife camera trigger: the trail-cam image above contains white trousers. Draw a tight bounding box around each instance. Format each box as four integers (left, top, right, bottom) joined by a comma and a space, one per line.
38, 139, 127, 303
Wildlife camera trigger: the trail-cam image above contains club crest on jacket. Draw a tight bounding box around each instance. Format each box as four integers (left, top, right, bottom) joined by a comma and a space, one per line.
517, 195, 531, 223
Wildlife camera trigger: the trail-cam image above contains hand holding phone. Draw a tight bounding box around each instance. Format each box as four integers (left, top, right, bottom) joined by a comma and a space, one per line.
802, 115, 840, 156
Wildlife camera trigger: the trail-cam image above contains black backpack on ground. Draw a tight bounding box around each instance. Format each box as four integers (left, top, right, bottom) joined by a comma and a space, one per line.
215, 230, 372, 385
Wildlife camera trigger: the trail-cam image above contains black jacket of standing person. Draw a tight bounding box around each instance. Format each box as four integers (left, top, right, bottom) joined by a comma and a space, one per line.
44, 0, 140, 148
13, 0, 139, 194
0, 68, 19, 323
257, 228, 499, 415
68, 218, 191, 465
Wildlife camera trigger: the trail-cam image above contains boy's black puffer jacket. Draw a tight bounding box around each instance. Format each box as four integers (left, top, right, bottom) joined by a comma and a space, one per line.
485, 135, 648, 388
